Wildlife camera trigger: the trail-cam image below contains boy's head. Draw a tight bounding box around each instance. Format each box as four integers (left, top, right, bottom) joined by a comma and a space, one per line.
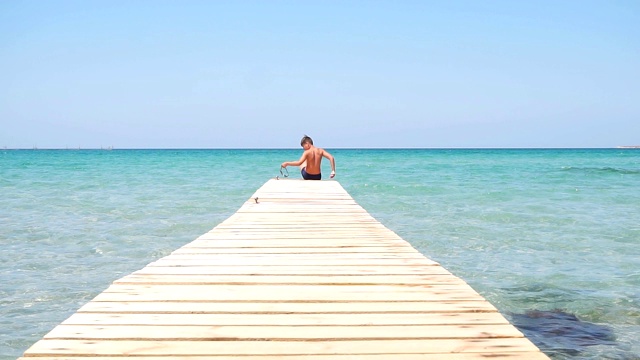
300, 135, 313, 148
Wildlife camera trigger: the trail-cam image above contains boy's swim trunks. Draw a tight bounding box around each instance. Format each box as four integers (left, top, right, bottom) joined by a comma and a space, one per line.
301, 167, 321, 180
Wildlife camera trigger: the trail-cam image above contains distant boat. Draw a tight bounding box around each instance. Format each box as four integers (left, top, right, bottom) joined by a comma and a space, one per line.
617, 145, 640, 149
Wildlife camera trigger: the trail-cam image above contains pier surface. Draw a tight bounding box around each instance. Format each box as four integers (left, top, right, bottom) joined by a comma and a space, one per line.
22, 179, 548, 359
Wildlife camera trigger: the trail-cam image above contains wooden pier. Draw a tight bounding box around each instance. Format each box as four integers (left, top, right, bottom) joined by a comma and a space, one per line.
21, 179, 549, 359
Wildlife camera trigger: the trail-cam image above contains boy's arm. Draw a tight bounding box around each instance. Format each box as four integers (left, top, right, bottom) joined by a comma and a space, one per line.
323, 150, 336, 178
281, 151, 308, 167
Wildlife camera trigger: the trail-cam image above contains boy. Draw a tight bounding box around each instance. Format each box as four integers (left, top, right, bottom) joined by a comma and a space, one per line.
281, 135, 336, 180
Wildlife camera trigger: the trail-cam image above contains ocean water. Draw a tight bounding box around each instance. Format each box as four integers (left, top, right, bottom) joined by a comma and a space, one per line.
1, 148, 639, 359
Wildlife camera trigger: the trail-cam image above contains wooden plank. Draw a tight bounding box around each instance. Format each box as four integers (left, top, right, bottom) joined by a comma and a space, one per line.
19, 354, 551, 360
192, 232, 403, 238
99, 283, 479, 293
224, 212, 373, 218
92, 285, 487, 302
114, 274, 467, 285
45, 324, 525, 340
168, 252, 427, 259
178, 241, 412, 248
61, 312, 511, 326
236, 207, 370, 213
132, 266, 452, 275
206, 225, 392, 229
168, 249, 417, 255
78, 300, 498, 314
23, 339, 541, 356
150, 258, 439, 266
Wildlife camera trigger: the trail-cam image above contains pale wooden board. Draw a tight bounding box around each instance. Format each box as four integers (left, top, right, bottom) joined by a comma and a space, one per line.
239, 202, 362, 208
92, 285, 487, 302
21, 179, 548, 359
195, 230, 402, 237
167, 251, 427, 258
23, 339, 541, 356
243, 196, 359, 200
45, 324, 525, 340
150, 258, 439, 266
114, 274, 466, 285
18, 354, 551, 360
132, 265, 453, 275
194, 231, 406, 237
219, 223, 382, 228
77, 300, 499, 314
193, 230, 404, 237
227, 212, 373, 218
104, 282, 480, 292
184, 241, 409, 248
17, 354, 552, 360
216, 229, 396, 234
235, 207, 370, 213
179, 241, 412, 248
100, 283, 477, 293
186, 234, 407, 242
195, 240, 406, 248
61, 312, 511, 326
170, 247, 420, 253
222, 212, 378, 218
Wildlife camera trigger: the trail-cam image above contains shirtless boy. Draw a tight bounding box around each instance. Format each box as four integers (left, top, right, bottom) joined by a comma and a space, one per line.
281, 135, 336, 180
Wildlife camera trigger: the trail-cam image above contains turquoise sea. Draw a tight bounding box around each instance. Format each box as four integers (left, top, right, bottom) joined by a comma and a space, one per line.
1, 148, 639, 359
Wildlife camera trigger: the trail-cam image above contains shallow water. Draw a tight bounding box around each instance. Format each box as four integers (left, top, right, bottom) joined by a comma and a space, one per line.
1, 148, 639, 359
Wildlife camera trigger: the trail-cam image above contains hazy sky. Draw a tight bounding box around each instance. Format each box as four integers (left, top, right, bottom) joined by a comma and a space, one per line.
1, 1, 638, 148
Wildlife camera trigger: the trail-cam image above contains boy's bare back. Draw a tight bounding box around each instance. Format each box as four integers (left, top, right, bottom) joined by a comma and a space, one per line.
302, 147, 326, 175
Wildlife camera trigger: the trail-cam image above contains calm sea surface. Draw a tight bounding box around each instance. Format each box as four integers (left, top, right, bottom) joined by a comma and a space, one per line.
1, 149, 639, 359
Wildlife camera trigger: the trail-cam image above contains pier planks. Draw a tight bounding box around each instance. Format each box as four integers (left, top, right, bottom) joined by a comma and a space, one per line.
21, 179, 549, 359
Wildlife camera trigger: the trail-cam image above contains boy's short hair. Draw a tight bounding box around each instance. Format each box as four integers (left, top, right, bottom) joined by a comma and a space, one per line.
300, 135, 313, 146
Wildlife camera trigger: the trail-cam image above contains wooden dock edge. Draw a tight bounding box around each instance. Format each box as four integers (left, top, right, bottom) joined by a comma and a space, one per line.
20, 179, 549, 359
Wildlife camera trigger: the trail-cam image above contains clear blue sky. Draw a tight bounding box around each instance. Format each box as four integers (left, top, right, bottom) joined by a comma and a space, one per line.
1, 1, 638, 148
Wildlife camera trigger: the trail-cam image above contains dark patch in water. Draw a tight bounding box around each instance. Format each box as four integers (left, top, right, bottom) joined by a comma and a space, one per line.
561, 166, 640, 175
508, 309, 616, 357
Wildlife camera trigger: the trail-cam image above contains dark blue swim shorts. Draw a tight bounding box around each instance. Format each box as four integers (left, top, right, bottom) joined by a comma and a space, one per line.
301, 168, 321, 180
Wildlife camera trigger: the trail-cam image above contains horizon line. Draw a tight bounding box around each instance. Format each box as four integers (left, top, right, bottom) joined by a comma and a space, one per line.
2, 146, 637, 150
